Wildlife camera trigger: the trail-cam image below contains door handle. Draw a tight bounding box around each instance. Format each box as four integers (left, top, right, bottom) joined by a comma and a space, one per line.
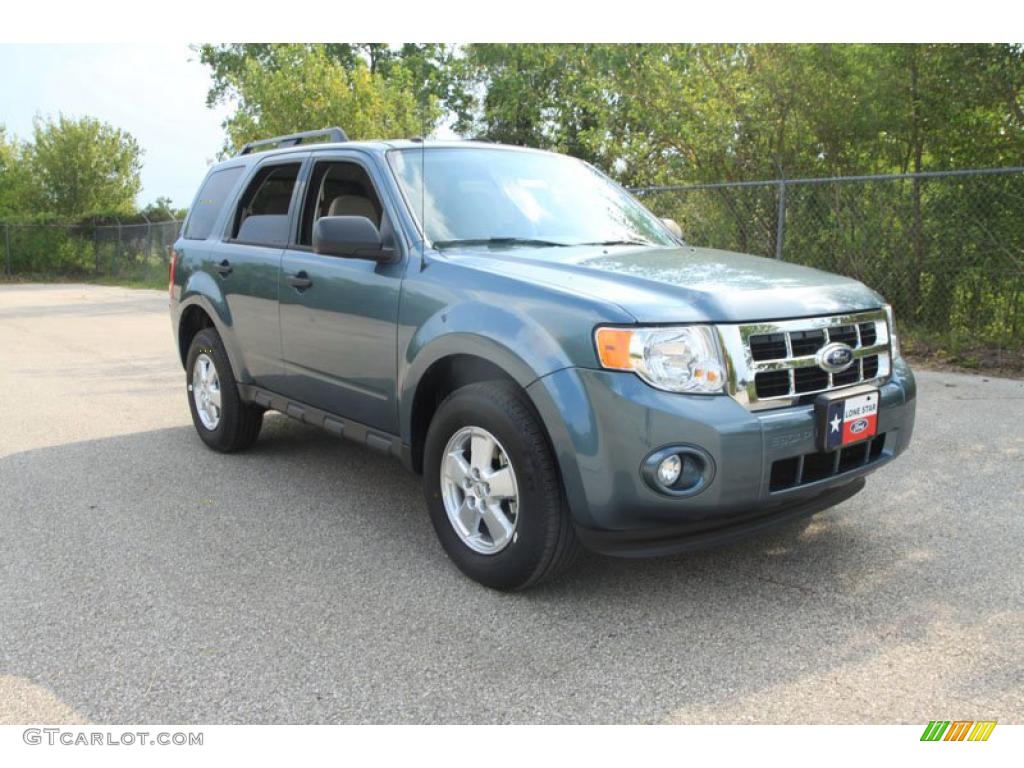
215, 259, 232, 276
287, 271, 313, 290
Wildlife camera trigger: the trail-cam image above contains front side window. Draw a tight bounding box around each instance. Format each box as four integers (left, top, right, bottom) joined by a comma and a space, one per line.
231, 163, 301, 245
387, 147, 676, 250
298, 161, 383, 246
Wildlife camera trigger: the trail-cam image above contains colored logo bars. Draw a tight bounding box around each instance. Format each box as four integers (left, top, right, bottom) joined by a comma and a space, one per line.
920, 720, 997, 742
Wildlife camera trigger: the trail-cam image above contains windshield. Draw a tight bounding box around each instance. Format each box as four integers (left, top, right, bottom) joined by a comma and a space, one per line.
387, 146, 677, 249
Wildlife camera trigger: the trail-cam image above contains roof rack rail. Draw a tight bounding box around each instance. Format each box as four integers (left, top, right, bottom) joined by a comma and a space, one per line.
237, 127, 349, 156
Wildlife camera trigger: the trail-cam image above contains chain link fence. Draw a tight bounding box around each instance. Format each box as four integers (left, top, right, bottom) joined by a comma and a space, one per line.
633, 167, 1024, 349
2, 218, 184, 284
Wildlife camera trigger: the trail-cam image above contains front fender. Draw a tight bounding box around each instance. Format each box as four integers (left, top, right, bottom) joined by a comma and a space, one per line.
398, 300, 575, 444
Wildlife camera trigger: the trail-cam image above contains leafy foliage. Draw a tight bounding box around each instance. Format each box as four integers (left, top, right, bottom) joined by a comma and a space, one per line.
197, 44, 447, 154
26, 114, 143, 219
0, 127, 33, 218
140, 196, 186, 221
6, 224, 95, 273
198, 43, 1022, 183
467, 44, 1022, 183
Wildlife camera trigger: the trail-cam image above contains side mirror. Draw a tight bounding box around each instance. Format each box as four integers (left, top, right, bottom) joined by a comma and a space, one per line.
313, 216, 397, 262
661, 218, 683, 240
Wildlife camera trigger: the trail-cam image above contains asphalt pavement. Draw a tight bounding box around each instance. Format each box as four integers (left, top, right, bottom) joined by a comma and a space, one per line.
1, 283, 1021, 724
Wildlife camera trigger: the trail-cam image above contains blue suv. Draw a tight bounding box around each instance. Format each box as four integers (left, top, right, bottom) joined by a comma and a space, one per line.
170, 128, 916, 590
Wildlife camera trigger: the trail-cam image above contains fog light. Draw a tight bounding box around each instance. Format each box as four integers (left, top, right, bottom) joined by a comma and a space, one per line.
656, 454, 683, 487
641, 445, 716, 498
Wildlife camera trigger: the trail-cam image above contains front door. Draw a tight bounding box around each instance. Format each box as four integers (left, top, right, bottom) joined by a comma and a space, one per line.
278, 155, 404, 433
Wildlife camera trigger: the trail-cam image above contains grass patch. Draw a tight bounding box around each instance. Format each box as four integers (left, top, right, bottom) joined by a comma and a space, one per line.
902, 327, 1024, 378
0, 273, 167, 291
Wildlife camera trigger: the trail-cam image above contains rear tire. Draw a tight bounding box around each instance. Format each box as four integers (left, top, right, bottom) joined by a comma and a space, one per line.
185, 328, 263, 453
423, 381, 580, 590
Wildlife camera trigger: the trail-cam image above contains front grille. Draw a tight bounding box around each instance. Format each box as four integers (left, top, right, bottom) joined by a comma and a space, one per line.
863, 355, 879, 379
828, 324, 858, 346
724, 310, 893, 410
754, 370, 791, 397
749, 333, 787, 361
858, 321, 877, 346
769, 434, 887, 491
793, 366, 829, 393
790, 329, 826, 356
754, 354, 884, 399
832, 362, 861, 386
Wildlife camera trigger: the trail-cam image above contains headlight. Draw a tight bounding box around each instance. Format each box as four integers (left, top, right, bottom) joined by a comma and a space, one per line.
594, 326, 726, 393
883, 304, 901, 359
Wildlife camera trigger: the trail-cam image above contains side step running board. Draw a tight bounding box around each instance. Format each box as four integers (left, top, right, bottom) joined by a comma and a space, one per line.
238, 383, 410, 467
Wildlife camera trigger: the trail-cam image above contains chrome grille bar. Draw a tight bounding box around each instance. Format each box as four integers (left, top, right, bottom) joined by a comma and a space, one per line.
716, 309, 892, 411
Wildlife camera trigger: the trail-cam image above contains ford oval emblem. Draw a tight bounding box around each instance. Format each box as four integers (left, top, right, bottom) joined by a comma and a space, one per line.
849, 418, 869, 434
816, 342, 855, 373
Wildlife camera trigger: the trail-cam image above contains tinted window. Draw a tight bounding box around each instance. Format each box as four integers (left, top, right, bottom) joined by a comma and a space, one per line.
183, 166, 244, 240
231, 163, 301, 244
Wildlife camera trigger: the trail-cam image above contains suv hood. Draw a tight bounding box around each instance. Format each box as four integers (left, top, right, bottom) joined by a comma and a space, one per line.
444, 244, 884, 323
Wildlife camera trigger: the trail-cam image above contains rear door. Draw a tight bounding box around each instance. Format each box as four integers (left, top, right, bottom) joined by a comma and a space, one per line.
209, 154, 308, 390
277, 152, 405, 432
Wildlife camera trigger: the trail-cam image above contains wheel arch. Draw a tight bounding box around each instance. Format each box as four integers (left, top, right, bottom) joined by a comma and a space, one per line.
406, 352, 595, 528
175, 286, 243, 378
408, 350, 549, 475
177, 303, 216, 367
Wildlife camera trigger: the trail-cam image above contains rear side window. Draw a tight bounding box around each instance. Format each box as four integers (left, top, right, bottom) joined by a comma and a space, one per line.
183, 166, 245, 241
231, 163, 301, 245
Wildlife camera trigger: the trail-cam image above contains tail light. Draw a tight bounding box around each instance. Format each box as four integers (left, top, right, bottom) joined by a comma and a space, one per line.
168, 248, 178, 296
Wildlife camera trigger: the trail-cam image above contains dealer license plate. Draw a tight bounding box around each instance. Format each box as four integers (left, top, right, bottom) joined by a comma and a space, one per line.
816, 388, 879, 452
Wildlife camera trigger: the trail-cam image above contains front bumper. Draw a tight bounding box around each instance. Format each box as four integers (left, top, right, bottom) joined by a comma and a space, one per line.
575, 477, 866, 557
526, 357, 916, 555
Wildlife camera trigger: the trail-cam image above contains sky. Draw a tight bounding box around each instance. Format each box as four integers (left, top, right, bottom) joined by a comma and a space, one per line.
0, 44, 231, 209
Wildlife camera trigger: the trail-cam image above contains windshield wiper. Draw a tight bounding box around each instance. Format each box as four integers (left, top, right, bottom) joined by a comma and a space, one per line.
432, 237, 569, 250
571, 239, 655, 247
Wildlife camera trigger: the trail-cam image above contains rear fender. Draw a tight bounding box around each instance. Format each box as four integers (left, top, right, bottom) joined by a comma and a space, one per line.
177, 271, 245, 380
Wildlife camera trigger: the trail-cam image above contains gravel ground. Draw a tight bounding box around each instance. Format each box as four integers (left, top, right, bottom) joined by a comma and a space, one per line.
1, 283, 1021, 724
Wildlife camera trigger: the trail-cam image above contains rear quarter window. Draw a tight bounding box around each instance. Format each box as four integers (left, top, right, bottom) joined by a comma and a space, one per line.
183, 166, 245, 241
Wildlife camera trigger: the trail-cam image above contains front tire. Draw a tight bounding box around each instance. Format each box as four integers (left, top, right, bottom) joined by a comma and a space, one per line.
423, 381, 580, 590
185, 328, 263, 452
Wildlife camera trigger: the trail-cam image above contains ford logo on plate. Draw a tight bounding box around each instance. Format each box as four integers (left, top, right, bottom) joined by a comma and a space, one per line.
816, 342, 855, 373
850, 418, 869, 434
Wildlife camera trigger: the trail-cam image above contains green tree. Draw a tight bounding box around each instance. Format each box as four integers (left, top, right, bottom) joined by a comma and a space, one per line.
198, 44, 366, 107
140, 195, 185, 220
0, 126, 34, 218
26, 114, 142, 219
460, 44, 621, 168
457, 43, 1023, 184
197, 43, 453, 151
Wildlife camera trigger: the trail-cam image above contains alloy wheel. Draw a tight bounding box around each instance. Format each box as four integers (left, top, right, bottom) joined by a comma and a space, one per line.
439, 426, 520, 555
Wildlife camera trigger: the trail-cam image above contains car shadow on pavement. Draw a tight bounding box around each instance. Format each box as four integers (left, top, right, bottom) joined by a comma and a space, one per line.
1, 413, 1021, 724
